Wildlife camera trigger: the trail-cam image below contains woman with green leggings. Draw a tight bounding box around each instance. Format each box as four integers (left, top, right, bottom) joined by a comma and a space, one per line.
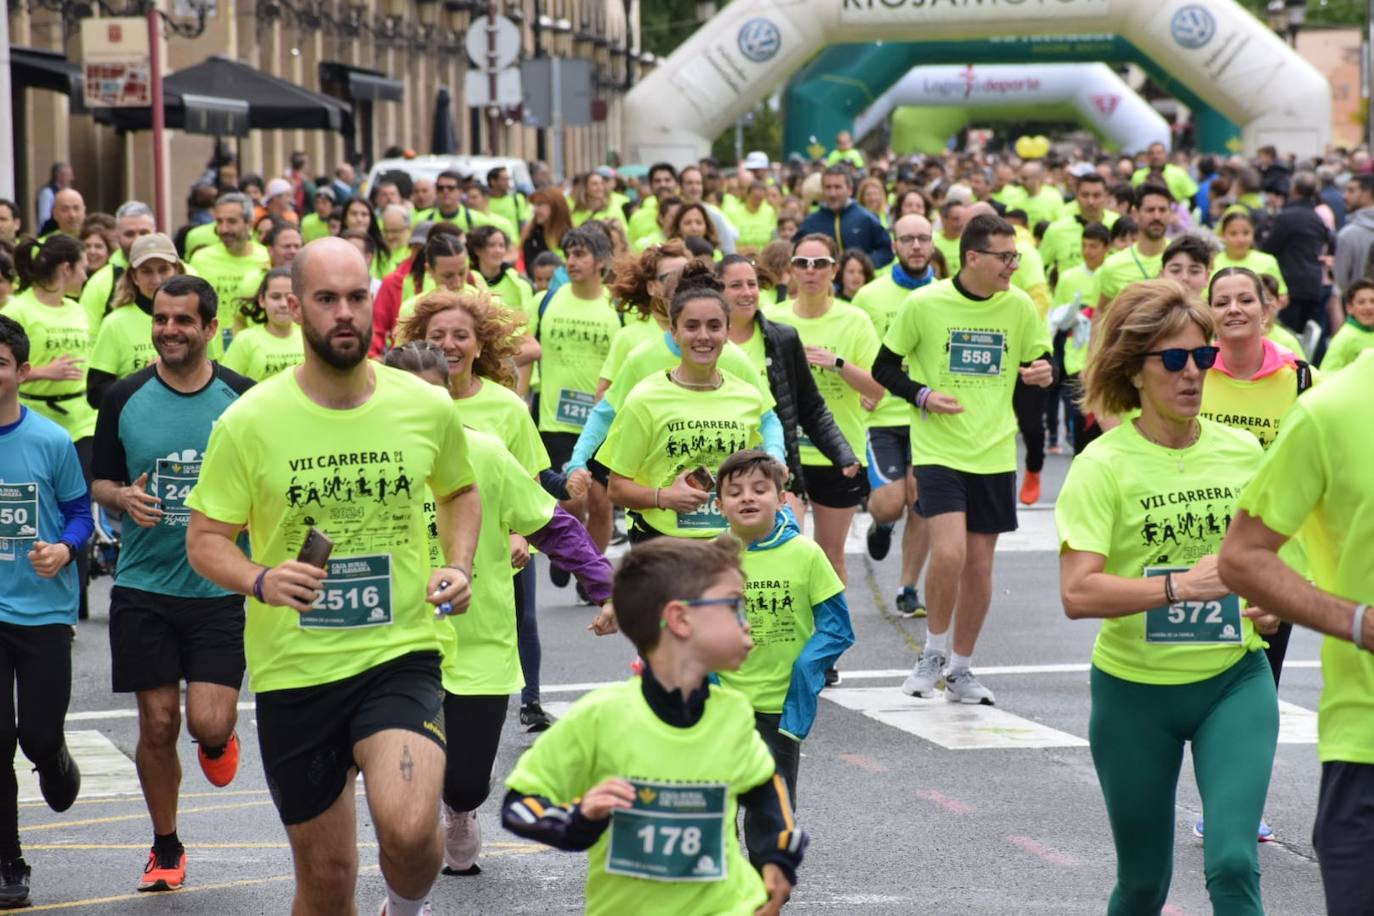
1056, 278, 1280, 915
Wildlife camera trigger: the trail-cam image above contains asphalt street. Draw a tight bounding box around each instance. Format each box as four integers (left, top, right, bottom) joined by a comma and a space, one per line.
31, 449, 1328, 915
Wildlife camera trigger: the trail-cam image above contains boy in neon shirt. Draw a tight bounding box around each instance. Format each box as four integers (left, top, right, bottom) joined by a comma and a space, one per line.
1320, 279, 1374, 372
501, 537, 807, 916
714, 449, 853, 864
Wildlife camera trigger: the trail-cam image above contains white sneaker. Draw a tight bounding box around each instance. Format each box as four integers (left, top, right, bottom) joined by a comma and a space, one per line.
443, 804, 481, 874
378, 900, 433, 915
901, 652, 946, 697
943, 669, 995, 706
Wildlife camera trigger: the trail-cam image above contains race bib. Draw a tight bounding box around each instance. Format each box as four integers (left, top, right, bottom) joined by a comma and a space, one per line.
676, 494, 726, 531
607, 780, 727, 883
154, 458, 200, 526
0, 482, 38, 561
555, 388, 595, 427
300, 554, 393, 629
948, 330, 1005, 376
1143, 566, 1243, 644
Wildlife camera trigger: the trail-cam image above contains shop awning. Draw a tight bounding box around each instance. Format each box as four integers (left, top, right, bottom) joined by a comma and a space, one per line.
9, 46, 87, 112
93, 55, 351, 133
319, 61, 404, 103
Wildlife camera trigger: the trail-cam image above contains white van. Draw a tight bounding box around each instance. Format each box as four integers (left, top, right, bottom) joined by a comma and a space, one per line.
365, 155, 533, 194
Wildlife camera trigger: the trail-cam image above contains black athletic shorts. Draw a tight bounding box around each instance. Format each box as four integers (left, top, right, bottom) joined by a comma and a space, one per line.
109, 586, 246, 693
865, 426, 911, 490
913, 465, 1018, 534
541, 431, 610, 486
803, 463, 870, 510
255, 651, 446, 826
1313, 761, 1374, 916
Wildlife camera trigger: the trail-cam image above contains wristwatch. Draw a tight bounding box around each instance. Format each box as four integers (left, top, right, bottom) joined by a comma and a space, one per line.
833, 356, 846, 371
57, 539, 79, 566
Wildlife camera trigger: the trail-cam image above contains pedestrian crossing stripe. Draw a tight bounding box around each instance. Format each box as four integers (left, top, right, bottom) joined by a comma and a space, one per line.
17, 730, 140, 802
821, 688, 1321, 750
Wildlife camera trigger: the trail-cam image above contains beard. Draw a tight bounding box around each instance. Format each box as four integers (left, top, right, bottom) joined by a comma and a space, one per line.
901, 253, 930, 275
154, 333, 205, 370
303, 318, 369, 370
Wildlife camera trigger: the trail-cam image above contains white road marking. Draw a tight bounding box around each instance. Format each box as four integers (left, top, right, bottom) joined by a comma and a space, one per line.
1278, 700, 1319, 744
821, 686, 1089, 750
19, 730, 139, 802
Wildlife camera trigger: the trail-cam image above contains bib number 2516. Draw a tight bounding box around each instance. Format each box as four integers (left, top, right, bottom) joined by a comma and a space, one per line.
300, 554, 394, 629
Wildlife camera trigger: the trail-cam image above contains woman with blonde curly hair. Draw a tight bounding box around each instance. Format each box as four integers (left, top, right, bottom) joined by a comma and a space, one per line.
1056, 278, 1278, 914
398, 288, 558, 734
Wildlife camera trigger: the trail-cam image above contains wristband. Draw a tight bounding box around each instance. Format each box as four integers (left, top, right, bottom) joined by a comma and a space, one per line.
654, 488, 662, 509
442, 565, 471, 583
252, 567, 268, 603
1353, 604, 1369, 651
1164, 572, 1178, 605
915, 386, 931, 410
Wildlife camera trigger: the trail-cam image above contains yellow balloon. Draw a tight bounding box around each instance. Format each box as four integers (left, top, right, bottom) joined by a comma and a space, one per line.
1033, 135, 1051, 158
1014, 135, 1035, 158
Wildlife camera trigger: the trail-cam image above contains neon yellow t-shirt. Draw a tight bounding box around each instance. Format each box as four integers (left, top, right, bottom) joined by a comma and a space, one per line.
1320, 320, 1374, 373
219, 324, 304, 382
765, 301, 879, 466
89, 304, 156, 380
183, 222, 219, 259
1131, 164, 1199, 203
852, 274, 917, 430
436, 428, 554, 696
1021, 185, 1066, 229
1267, 321, 1305, 356
732, 324, 770, 389
1055, 419, 1266, 685
1038, 211, 1118, 277
454, 378, 550, 477
599, 315, 662, 383
1, 289, 96, 440
932, 233, 962, 274
1095, 244, 1162, 307
881, 278, 1051, 475
598, 371, 769, 538
1011, 235, 1051, 319
1236, 350, 1374, 763
185, 365, 476, 693
187, 243, 271, 337
1052, 264, 1099, 378
504, 678, 775, 916
300, 212, 330, 243
77, 252, 128, 338
603, 335, 768, 412
732, 203, 777, 254
535, 285, 619, 433
1200, 362, 1317, 451
718, 533, 843, 714
1212, 249, 1287, 296
627, 197, 659, 246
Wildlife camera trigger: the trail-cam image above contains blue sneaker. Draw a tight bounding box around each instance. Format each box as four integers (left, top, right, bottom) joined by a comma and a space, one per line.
1192, 819, 1275, 843
1193, 819, 1204, 838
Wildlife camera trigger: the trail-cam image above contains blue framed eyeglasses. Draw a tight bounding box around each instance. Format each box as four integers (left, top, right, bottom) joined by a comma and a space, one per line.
678, 595, 748, 627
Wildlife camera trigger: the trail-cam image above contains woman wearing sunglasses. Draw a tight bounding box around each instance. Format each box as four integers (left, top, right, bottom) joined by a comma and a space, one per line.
766, 235, 885, 586
1057, 279, 1277, 915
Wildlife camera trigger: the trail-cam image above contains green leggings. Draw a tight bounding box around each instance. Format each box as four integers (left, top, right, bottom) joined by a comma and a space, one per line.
1089, 650, 1278, 916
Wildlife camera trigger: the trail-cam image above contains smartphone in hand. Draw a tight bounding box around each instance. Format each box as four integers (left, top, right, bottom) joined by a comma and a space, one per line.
686, 465, 716, 492
297, 527, 334, 569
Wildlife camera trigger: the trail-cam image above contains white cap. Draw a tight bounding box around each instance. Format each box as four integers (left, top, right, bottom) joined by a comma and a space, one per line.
743, 151, 770, 170
265, 177, 294, 200
1068, 162, 1096, 178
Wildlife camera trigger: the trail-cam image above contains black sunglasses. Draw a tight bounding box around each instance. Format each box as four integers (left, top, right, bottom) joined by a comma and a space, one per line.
1143, 346, 1220, 371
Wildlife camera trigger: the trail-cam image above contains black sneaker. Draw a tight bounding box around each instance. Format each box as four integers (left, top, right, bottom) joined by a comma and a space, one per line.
896, 589, 927, 619
36, 744, 80, 812
865, 522, 893, 561
520, 703, 554, 733
0, 858, 30, 909
823, 668, 841, 688
549, 564, 571, 589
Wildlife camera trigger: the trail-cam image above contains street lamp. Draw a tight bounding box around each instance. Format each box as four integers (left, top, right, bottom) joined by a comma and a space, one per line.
1266, 0, 1307, 47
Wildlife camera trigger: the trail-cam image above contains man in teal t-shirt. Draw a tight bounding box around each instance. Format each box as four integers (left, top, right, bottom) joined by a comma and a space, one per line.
90, 275, 255, 893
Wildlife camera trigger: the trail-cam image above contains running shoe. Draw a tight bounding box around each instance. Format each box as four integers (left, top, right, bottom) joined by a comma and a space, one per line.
550, 564, 571, 588
901, 652, 946, 698
36, 743, 80, 812
896, 589, 926, 618
824, 667, 841, 688
197, 732, 240, 788
378, 900, 434, 915
0, 858, 29, 909
1019, 470, 1041, 506
138, 847, 186, 892
943, 669, 996, 705
1193, 819, 1204, 838
442, 805, 482, 875
520, 702, 554, 732
866, 521, 894, 561
1047, 443, 1064, 455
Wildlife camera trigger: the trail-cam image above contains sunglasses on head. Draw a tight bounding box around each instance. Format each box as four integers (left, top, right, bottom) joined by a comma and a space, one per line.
1143, 346, 1219, 371
791, 256, 835, 270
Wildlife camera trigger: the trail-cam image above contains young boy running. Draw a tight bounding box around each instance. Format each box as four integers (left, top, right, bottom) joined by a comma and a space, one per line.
714, 449, 853, 862
501, 536, 807, 916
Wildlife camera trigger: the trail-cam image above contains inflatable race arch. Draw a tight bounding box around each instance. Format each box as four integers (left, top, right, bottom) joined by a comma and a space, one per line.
623, 0, 1331, 164
852, 63, 1171, 154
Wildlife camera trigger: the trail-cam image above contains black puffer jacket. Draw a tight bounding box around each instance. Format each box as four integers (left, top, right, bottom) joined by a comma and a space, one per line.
755, 311, 857, 496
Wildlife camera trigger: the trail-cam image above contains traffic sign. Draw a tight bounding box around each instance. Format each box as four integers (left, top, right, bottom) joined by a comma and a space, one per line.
467, 68, 523, 108
465, 15, 521, 71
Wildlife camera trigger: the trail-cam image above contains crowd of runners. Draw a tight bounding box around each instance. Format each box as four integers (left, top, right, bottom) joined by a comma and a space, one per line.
0, 135, 1371, 914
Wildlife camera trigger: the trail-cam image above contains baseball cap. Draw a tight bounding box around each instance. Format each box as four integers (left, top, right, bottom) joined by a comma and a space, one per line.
265, 177, 294, 200
743, 150, 770, 170
315, 186, 337, 201
129, 233, 179, 268
1068, 162, 1096, 178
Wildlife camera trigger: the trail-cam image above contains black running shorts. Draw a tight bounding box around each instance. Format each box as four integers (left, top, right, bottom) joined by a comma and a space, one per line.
109, 586, 246, 693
